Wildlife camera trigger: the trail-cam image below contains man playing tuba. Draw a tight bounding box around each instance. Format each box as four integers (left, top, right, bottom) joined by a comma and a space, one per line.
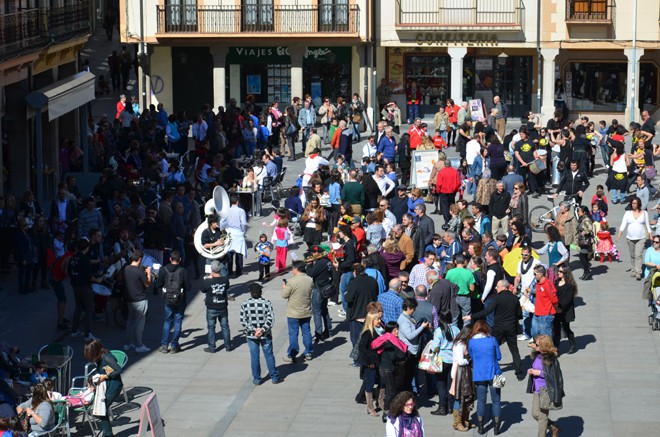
201, 214, 229, 277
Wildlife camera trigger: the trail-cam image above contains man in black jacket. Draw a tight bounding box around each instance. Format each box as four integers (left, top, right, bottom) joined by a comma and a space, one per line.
489, 181, 511, 236
345, 263, 379, 366
390, 185, 409, 223
466, 279, 524, 380
306, 246, 334, 342
332, 225, 357, 319
413, 203, 435, 255
555, 160, 589, 205
156, 251, 191, 354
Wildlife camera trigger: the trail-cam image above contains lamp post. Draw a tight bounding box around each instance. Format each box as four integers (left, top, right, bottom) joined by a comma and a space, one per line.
536, 0, 542, 116
630, 0, 638, 124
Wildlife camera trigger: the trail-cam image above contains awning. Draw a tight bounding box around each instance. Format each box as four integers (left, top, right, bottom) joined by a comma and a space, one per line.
25, 71, 95, 121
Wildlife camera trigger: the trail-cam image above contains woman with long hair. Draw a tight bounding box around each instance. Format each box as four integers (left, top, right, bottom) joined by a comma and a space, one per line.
508, 182, 529, 226
616, 195, 651, 281
607, 139, 629, 204
448, 326, 475, 432
372, 321, 408, 423
16, 382, 55, 434
85, 339, 124, 437
527, 335, 565, 437
535, 225, 569, 283
430, 310, 460, 417
468, 320, 502, 435
385, 391, 425, 437
380, 235, 406, 279
509, 220, 531, 250
487, 137, 507, 180
358, 311, 384, 416
553, 267, 577, 353
301, 196, 326, 252
397, 133, 412, 185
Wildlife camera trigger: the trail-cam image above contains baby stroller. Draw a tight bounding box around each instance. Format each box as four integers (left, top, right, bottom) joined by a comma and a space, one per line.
643, 270, 660, 331
287, 208, 303, 237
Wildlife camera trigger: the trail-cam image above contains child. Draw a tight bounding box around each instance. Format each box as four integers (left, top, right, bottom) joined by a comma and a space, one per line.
271, 217, 293, 273
596, 221, 614, 262
425, 233, 444, 259
333, 155, 348, 175
44, 379, 63, 401
264, 207, 289, 228
29, 361, 48, 386
432, 129, 448, 149
591, 202, 606, 223
254, 233, 274, 282
591, 185, 609, 216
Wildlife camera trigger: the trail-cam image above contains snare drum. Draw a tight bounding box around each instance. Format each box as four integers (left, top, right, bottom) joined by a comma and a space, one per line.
142, 254, 161, 276
92, 284, 112, 296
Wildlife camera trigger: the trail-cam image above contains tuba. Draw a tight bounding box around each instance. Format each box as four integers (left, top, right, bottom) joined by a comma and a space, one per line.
194, 186, 232, 259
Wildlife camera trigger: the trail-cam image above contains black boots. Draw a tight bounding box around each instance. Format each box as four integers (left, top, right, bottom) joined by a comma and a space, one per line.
493, 416, 501, 435
477, 416, 485, 435
430, 404, 448, 416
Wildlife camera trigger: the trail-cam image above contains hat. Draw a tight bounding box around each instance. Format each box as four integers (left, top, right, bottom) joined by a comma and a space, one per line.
310, 245, 324, 253
248, 283, 263, 293
352, 214, 362, 223
397, 185, 407, 190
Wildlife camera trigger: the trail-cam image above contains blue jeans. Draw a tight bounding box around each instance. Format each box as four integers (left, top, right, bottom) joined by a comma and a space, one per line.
610, 189, 626, 203
206, 307, 231, 349
246, 337, 280, 384
475, 380, 501, 419
483, 296, 495, 328
600, 143, 610, 166
522, 309, 533, 338
351, 120, 360, 142
339, 272, 353, 313
287, 317, 313, 358
408, 104, 419, 124
312, 287, 331, 337
161, 303, 185, 348
532, 314, 554, 338
349, 320, 363, 365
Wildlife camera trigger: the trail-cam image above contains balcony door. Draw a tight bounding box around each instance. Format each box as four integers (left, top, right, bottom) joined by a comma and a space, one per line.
165, 0, 197, 32
319, 0, 348, 32
570, 0, 608, 19
242, 0, 273, 32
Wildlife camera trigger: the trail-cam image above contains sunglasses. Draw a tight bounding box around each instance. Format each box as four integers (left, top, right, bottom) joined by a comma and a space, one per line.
404, 402, 415, 407
654, 241, 660, 244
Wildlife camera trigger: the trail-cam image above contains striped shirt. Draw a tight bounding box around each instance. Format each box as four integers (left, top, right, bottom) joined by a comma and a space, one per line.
240, 297, 275, 339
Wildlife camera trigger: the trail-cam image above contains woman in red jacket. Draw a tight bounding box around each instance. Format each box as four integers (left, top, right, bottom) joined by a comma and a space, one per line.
445, 99, 461, 147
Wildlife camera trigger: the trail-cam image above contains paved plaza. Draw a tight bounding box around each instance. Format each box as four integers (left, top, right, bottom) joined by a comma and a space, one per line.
2, 28, 660, 437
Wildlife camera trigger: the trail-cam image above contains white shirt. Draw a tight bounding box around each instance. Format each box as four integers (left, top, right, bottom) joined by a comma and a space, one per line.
192, 120, 208, 141
303, 155, 330, 175
362, 142, 377, 158
253, 165, 267, 187
466, 139, 481, 165
517, 258, 542, 290
619, 210, 652, 240
374, 174, 395, 197
57, 199, 67, 222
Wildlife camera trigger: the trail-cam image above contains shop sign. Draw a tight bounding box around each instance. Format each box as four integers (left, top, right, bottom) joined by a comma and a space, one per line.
228, 47, 291, 63
304, 47, 352, 64
415, 32, 498, 46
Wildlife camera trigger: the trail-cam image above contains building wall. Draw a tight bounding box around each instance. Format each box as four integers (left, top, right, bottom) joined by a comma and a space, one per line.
149, 45, 174, 110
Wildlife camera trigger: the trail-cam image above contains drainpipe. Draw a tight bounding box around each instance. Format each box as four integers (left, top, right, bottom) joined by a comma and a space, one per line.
536, 0, 542, 115
139, 0, 147, 110
630, 0, 637, 124
371, 0, 377, 132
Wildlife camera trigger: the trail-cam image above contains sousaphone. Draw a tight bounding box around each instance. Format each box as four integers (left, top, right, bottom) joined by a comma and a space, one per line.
194, 186, 232, 259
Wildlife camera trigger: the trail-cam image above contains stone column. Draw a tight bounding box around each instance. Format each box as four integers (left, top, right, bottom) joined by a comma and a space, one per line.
289, 46, 304, 101
210, 46, 228, 108
229, 64, 241, 105
540, 48, 559, 124
624, 48, 644, 124
448, 47, 467, 104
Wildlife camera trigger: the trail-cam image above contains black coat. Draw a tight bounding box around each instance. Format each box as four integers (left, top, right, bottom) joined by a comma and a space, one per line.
489, 189, 511, 220
557, 169, 590, 196
358, 329, 380, 367
345, 273, 379, 321
555, 281, 576, 322
527, 355, 565, 407
471, 290, 522, 335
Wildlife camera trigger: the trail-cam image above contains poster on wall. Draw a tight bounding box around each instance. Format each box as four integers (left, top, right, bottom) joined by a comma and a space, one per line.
311, 82, 322, 106
387, 48, 405, 94
411, 150, 439, 188
247, 75, 261, 94
469, 99, 485, 121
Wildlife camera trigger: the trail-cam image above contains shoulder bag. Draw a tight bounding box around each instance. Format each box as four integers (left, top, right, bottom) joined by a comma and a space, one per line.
539, 386, 562, 410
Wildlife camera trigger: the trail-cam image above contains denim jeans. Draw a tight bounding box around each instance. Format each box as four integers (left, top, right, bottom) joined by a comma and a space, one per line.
532, 314, 555, 338
349, 320, 363, 365
287, 317, 313, 358
72, 285, 94, 336
600, 144, 610, 167
522, 309, 533, 338
247, 337, 280, 384
475, 380, 501, 419
206, 307, 231, 349
161, 303, 185, 348
435, 362, 453, 409
408, 104, 419, 124
126, 300, 148, 347
311, 287, 331, 337
339, 272, 353, 312
610, 189, 626, 203
483, 295, 495, 328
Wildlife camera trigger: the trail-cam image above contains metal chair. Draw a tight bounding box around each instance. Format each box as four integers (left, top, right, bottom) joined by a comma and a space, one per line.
33, 399, 70, 437
273, 167, 287, 198
109, 350, 129, 404
39, 344, 74, 394
262, 176, 277, 203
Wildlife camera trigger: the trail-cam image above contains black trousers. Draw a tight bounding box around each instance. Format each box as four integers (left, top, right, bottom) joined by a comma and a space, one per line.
578, 252, 591, 274
494, 327, 523, 376
227, 251, 243, 276
439, 193, 455, 224
553, 314, 575, 348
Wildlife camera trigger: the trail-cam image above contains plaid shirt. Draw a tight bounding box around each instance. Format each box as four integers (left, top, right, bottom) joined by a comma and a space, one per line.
378, 290, 404, 324
409, 263, 435, 290
240, 297, 275, 339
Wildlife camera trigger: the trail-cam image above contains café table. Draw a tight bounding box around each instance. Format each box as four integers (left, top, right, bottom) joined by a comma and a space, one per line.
41, 355, 73, 394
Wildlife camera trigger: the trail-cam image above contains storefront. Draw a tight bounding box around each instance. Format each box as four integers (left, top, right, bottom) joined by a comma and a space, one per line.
303, 46, 353, 107
226, 47, 293, 106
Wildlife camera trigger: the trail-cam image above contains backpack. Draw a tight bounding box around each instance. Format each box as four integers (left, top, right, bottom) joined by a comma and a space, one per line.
162, 267, 184, 306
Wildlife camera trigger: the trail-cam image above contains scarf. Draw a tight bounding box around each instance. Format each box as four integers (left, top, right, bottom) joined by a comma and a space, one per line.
371, 332, 408, 354
392, 413, 423, 437
510, 191, 520, 209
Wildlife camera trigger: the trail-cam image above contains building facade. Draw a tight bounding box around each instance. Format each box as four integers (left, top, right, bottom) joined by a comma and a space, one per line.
122, 0, 372, 122
378, 0, 660, 124
1, 0, 93, 200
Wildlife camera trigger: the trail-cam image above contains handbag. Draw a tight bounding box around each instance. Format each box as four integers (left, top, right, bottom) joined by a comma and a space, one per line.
492, 373, 506, 389
319, 283, 335, 300
503, 151, 512, 162
349, 342, 360, 362
539, 386, 561, 410
352, 114, 362, 123
520, 295, 535, 313
417, 342, 443, 373
285, 122, 297, 137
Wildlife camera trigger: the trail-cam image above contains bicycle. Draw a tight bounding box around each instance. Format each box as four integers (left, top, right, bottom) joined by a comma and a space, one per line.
528, 193, 581, 234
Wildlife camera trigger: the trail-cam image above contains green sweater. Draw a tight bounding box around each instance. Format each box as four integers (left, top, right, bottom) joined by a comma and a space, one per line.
341, 181, 365, 208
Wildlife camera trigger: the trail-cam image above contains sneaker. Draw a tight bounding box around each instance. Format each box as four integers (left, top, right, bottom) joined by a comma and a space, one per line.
272, 379, 283, 385
203, 347, 216, 353
158, 346, 169, 354
169, 346, 181, 354
337, 309, 346, 318
327, 301, 338, 306
282, 355, 295, 363
123, 344, 135, 351
304, 354, 313, 361
85, 333, 100, 342
517, 334, 530, 341
70, 331, 84, 338
135, 345, 151, 353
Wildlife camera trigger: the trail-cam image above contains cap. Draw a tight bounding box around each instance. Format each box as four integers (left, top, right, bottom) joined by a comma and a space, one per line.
397, 184, 407, 190
248, 283, 263, 293
310, 245, 323, 253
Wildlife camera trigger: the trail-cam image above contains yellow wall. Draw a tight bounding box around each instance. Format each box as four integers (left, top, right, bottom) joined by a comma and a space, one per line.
149, 46, 173, 110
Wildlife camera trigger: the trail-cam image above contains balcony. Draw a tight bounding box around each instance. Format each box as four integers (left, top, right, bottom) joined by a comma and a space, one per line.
566, 0, 614, 23
45, 2, 92, 42
155, 4, 360, 36
0, 9, 44, 59
396, 0, 525, 32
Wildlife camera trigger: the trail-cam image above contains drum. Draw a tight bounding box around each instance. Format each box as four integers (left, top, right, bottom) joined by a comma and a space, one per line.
142, 254, 161, 276
92, 284, 112, 296
529, 158, 547, 175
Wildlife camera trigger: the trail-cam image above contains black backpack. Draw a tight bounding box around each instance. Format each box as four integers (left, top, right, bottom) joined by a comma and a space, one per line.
163, 267, 184, 306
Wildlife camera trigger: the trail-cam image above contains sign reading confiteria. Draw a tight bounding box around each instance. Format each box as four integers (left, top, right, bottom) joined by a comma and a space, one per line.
415, 32, 499, 46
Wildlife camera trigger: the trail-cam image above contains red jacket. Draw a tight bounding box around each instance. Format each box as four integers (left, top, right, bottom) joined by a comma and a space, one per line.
446, 104, 460, 124
406, 86, 422, 105
116, 101, 125, 119
408, 125, 423, 150
534, 277, 558, 316
435, 166, 461, 194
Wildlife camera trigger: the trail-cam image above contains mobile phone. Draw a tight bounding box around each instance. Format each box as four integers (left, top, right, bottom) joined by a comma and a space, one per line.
282, 279, 287, 285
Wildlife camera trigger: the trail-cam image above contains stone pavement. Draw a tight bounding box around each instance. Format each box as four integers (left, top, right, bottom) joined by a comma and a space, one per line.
2, 26, 660, 436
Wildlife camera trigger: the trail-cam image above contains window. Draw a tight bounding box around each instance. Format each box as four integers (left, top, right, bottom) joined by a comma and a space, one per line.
564, 62, 627, 112
242, 0, 273, 32
165, 0, 197, 32
568, 0, 610, 20
319, 0, 348, 32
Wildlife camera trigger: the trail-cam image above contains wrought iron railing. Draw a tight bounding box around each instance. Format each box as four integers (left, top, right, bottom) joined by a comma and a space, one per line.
45, 2, 91, 41
0, 8, 42, 58
566, 0, 615, 21
397, 0, 525, 29
156, 4, 360, 34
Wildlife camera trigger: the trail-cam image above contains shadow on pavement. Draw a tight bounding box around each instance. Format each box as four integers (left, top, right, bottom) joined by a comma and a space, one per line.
573, 334, 596, 352
311, 336, 347, 358
555, 415, 585, 436
501, 401, 527, 432
126, 386, 153, 401
278, 361, 309, 379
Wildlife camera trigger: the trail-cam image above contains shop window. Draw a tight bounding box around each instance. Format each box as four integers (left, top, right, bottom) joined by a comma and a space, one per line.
405, 54, 450, 116
640, 63, 658, 113
165, 0, 198, 32
319, 0, 349, 32
242, 0, 273, 32
564, 62, 627, 112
